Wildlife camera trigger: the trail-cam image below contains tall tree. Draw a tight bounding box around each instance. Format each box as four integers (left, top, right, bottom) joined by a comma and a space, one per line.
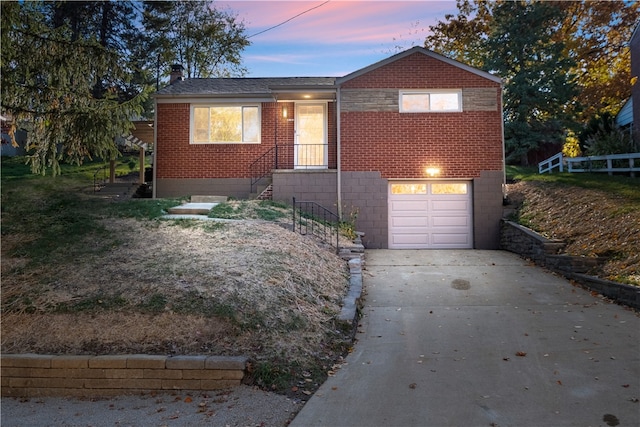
425, 0, 491, 69
143, 1, 250, 80
424, 0, 639, 163
556, 1, 639, 119
485, 1, 577, 165
1, 1, 149, 174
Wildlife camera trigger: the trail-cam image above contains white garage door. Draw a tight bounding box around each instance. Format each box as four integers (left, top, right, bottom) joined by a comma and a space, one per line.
388, 181, 473, 249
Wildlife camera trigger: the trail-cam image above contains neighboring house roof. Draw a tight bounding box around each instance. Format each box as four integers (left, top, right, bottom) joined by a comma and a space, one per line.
155, 77, 336, 99
337, 46, 502, 85
616, 98, 633, 127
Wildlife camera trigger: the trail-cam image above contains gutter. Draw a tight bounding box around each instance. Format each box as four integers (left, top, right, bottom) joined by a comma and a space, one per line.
500, 81, 506, 194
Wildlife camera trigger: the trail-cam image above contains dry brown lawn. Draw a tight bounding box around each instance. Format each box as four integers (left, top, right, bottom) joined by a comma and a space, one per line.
1, 215, 351, 385
506, 181, 640, 285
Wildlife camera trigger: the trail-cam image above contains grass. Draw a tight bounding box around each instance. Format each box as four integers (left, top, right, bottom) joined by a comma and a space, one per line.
209, 199, 290, 221
1, 156, 352, 393
506, 165, 640, 203
55, 294, 129, 313
506, 165, 639, 285
1, 155, 182, 267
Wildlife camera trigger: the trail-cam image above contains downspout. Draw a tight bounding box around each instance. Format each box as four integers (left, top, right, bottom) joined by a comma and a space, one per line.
274, 95, 278, 170
500, 82, 506, 197
152, 97, 158, 199
336, 86, 342, 220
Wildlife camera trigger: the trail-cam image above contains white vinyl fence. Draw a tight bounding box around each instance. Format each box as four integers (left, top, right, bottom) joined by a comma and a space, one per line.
539, 152, 640, 176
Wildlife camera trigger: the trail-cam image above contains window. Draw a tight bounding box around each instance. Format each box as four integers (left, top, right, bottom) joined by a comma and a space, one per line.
391, 183, 427, 195
399, 91, 461, 113
431, 183, 468, 195
192, 105, 260, 144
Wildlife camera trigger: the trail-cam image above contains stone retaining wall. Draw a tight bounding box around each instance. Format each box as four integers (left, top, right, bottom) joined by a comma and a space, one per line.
501, 220, 640, 309
1, 354, 247, 397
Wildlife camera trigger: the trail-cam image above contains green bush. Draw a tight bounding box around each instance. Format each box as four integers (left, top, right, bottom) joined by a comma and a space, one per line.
583, 116, 636, 155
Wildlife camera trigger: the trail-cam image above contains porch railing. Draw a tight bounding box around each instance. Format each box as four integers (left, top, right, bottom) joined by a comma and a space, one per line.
249, 146, 277, 193
93, 165, 107, 192
292, 197, 339, 253
249, 143, 333, 192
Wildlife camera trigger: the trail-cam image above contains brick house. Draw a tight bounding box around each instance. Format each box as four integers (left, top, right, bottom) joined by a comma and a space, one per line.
153, 47, 504, 249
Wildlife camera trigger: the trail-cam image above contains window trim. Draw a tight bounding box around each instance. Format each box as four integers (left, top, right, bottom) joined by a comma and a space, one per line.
190, 103, 261, 144
399, 90, 462, 113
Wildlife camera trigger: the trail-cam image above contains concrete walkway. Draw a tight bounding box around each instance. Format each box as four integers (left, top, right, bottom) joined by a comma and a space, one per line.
291, 250, 640, 427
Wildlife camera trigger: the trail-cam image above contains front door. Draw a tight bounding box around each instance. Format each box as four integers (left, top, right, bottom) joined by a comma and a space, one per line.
295, 103, 327, 169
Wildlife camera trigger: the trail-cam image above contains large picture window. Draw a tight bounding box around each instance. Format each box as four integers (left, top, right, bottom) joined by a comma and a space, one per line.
399, 90, 462, 113
192, 105, 260, 144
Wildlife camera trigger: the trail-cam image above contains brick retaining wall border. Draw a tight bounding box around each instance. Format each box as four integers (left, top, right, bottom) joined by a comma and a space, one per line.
501, 219, 640, 310
1, 354, 248, 397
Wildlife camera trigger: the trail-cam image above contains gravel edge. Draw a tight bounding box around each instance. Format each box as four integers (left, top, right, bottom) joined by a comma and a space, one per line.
1, 385, 303, 427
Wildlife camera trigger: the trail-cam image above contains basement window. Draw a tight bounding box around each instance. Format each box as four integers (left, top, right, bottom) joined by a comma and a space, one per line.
191, 105, 260, 144
399, 90, 462, 113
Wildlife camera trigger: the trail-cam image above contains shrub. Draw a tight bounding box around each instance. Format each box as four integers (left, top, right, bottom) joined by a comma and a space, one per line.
583, 116, 635, 156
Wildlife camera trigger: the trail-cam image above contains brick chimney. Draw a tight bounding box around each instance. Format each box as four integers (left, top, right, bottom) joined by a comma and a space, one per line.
169, 64, 184, 85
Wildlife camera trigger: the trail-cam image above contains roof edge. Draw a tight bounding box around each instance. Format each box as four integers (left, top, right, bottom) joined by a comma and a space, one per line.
336, 46, 502, 85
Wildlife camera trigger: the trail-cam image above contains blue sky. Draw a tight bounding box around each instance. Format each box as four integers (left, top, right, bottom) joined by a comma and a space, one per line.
216, 1, 459, 77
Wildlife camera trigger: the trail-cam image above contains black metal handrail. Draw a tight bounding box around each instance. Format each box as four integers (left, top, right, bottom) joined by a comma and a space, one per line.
249, 143, 335, 193
249, 146, 277, 193
93, 165, 107, 192
292, 197, 339, 253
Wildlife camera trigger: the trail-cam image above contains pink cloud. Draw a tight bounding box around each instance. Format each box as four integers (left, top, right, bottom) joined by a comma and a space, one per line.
221, 1, 454, 45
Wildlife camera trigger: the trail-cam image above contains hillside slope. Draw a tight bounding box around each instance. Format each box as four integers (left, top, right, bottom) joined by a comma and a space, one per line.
506, 181, 639, 285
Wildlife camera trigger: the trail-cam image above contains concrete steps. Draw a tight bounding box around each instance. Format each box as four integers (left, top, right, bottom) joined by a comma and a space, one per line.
190, 195, 228, 203
166, 195, 227, 215
95, 182, 139, 199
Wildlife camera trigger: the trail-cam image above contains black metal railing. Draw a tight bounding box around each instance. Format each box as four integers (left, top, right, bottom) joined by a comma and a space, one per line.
249, 143, 335, 193
249, 146, 278, 193
93, 166, 107, 192
292, 197, 339, 253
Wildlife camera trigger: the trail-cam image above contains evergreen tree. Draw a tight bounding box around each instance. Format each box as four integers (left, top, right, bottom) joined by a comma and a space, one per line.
485, 1, 577, 165
0, 0, 250, 174
0, 1, 149, 174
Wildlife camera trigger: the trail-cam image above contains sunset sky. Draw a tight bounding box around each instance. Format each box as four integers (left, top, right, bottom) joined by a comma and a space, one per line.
217, 1, 459, 77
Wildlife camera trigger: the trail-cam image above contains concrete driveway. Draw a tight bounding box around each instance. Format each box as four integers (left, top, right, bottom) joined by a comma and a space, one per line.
291, 250, 639, 427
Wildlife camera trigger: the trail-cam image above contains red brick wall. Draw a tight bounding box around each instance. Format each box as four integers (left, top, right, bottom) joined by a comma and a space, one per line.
340, 52, 503, 179
156, 103, 282, 179
156, 101, 337, 179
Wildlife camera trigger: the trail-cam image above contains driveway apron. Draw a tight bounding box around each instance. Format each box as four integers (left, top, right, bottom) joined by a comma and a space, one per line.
291, 250, 640, 427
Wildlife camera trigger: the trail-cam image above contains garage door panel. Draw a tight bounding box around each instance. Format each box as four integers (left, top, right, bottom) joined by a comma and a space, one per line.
389, 181, 472, 249
391, 216, 429, 227
390, 200, 429, 212
431, 199, 469, 211
432, 215, 469, 227
432, 233, 471, 246
391, 233, 429, 246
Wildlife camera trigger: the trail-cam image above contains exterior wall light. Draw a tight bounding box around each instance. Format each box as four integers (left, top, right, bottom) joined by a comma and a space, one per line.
426, 167, 440, 177
282, 107, 288, 118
